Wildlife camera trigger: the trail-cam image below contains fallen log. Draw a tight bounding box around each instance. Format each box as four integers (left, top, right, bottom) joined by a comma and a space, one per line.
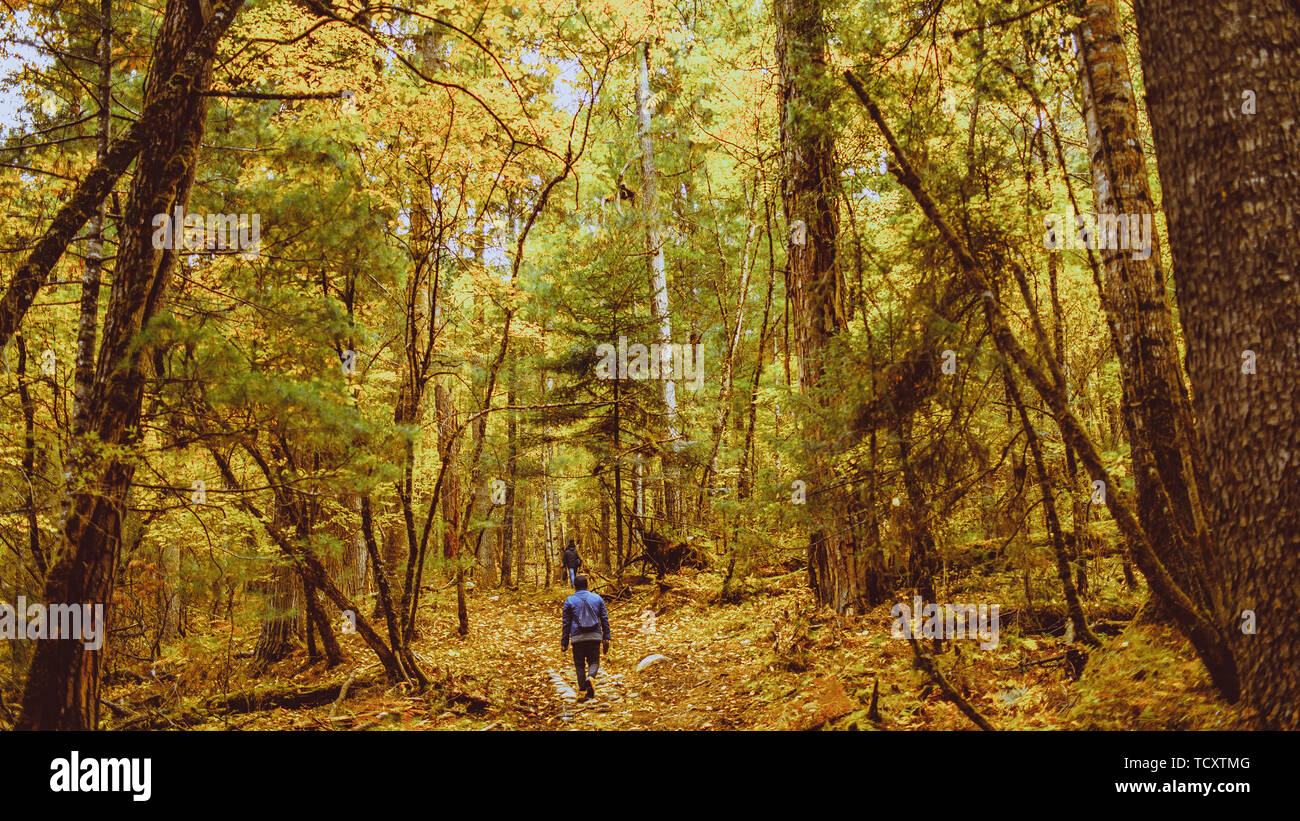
110, 676, 379, 730
996, 603, 1137, 636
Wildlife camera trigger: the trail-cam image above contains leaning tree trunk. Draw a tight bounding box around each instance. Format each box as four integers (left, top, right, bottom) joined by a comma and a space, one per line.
1074, 0, 1219, 620
16, 0, 242, 730
1132, 0, 1300, 728
293, 491, 342, 668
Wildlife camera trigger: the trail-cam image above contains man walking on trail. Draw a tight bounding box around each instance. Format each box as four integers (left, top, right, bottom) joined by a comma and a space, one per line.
561, 575, 610, 701
562, 539, 582, 588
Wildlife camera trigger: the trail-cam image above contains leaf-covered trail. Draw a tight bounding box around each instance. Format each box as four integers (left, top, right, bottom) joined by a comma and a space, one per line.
427, 576, 779, 730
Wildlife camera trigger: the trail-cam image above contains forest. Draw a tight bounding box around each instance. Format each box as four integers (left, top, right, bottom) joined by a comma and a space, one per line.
0, 0, 1296, 733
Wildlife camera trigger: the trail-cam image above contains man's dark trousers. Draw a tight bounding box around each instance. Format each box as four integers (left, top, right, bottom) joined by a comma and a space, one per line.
572, 640, 600, 694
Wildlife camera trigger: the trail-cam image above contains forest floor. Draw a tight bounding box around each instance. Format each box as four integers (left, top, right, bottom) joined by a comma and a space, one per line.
92, 559, 1257, 731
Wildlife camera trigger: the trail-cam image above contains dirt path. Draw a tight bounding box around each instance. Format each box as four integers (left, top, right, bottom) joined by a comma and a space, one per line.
425, 580, 781, 730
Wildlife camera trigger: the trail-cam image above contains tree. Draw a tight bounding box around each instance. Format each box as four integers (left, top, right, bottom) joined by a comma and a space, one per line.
17, 0, 247, 730
635, 40, 681, 527
776, 0, 858, 613
1133, 0, 1300, 728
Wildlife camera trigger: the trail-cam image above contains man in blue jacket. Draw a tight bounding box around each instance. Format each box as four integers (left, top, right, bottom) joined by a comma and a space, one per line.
561, 575, 611, 700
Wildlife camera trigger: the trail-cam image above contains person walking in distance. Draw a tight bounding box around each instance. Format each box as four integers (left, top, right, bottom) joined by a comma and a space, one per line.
562, 539, 582, 588
561, 575, 610, 701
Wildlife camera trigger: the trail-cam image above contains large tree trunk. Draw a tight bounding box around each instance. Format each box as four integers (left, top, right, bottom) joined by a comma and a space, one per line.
341, 495, 369, 598
1074, 0, 1219, 619
776, 0, 855, 613
16, 0, 238, 730
255, 561, 300, 668
776, 0, 843, 386
1133, 0, 1300, 728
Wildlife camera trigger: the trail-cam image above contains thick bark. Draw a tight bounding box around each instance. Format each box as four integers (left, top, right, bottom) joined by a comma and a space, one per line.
254, 560, 300, 667
1133, 0, 1300, 727
777, 0, 855, 613
341, 496, 369, 598
776, 0, 843, 386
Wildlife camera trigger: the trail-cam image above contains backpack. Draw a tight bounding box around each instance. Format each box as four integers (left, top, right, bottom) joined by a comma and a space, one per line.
573, 593, 602, 632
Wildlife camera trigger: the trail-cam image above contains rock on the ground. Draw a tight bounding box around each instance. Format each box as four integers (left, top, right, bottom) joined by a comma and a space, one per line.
636, 654, 670, 672
548, 671, 577, 701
